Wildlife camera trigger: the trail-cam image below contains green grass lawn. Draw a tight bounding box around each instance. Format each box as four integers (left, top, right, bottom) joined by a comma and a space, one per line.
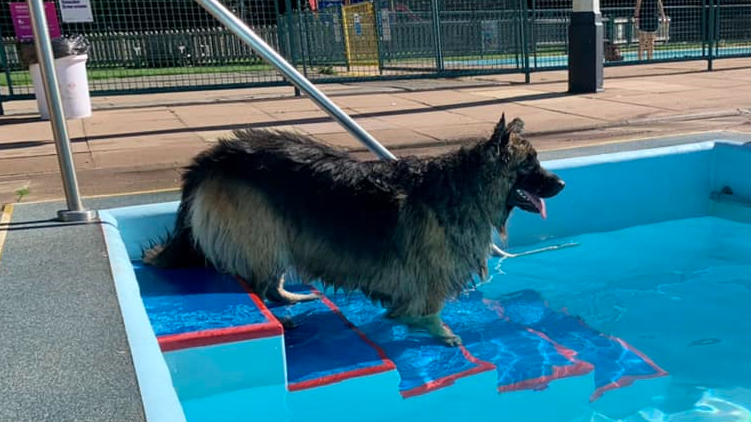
0, 63, 274, 87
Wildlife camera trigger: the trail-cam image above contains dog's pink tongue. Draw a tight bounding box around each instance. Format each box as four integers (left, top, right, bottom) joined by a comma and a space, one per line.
523, 190, 547, 220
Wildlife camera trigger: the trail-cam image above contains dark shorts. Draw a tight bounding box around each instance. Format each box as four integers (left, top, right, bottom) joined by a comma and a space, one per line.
638, 13, 659, 32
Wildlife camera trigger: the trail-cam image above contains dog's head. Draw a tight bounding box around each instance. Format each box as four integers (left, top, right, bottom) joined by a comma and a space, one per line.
485, 114, 565, 234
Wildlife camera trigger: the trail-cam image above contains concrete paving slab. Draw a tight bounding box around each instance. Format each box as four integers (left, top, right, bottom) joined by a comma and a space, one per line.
0, 152, 94, 177
2, 58, 751, 204
251, 98, 335, 114
373, 109, 486, 129
90, 144, 202, 169
169, 102, 276, 123
257, 109, 331, 122
459, 87, 551, 100
357, 128, 442, 148
0, 140, 88, 159
392, 89, 489, 106
83, 112, 186, 138
523, 95, 666, 122
602, 93, 745, 114
411, 123, 493, 142
326, 93, 426, 110
87, 131, 204, 153
293, 117, 395, 136
0, 118, 86, 144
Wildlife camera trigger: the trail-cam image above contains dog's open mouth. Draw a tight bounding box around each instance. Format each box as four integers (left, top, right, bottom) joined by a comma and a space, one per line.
511, 188, 547, 220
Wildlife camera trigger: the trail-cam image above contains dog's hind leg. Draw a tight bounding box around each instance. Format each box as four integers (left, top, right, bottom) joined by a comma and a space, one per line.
265, 275, 321, 304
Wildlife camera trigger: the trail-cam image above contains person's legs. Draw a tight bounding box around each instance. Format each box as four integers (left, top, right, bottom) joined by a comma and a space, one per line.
638, 31, 646, 60
646, 32, 656, 60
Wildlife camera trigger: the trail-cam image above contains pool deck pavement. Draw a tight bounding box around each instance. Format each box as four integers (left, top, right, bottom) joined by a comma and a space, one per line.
2, 58, 751, 204
1, 58, 751, 421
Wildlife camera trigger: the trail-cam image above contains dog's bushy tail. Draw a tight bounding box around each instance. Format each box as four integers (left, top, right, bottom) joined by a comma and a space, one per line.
142, 203, 205, 268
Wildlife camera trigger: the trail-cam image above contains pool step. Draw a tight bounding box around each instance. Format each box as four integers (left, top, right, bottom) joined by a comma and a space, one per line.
323, 288, 589, 398
133, 263, 286, 400
493, 289, 668, 402
265, 285, 396, 391
133, 265, 668, 407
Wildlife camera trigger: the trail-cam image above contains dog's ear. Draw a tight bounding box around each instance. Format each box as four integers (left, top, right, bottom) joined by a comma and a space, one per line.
490, 114, 524, 146
490, 113, 508, 146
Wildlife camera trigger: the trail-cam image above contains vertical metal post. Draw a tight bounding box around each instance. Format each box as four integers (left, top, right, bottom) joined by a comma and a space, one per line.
0, 41, 14, 115
530, 1, 539, 70
284, 0, 302, 96
518, 0, 531, 83
298, 0, 314, 76
701, 0, 707, 57
27, 0, 96, 222
707, 0, 715, 71
568, 0, 604, 93
193, 0, 396, 160
340, 5, 350, 72
430, 0, 444, 73
294, 0, 308, 78
373, 1, 385, 75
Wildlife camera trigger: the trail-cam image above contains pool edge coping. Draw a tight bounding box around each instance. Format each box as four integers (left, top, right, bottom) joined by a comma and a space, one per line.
99, 209, 188, 422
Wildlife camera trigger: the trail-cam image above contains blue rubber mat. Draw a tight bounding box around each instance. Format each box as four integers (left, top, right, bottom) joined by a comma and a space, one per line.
266, 285, 396, 391
489, 289, 668, 401
445, 290, 593, 393
133, 262, 282, 351
326, 289, 495, 398
326, 289, 591, 397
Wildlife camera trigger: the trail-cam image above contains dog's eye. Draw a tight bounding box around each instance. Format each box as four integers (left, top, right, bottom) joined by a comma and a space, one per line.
518, 157, 536, 173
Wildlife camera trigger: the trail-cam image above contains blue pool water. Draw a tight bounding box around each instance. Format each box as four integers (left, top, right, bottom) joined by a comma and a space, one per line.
100, 140, 751, 422
483, 215, 751, 421
446, 46, 750, 68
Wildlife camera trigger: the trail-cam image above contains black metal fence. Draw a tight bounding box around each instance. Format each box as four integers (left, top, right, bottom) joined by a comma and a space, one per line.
1, 0, 750, 104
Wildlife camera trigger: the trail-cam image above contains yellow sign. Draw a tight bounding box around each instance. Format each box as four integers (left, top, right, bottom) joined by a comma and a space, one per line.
341, 2, 379, 66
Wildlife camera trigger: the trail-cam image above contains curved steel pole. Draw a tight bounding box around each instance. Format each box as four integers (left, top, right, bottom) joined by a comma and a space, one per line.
193, 0, 397, 161
27, 0, 96, 222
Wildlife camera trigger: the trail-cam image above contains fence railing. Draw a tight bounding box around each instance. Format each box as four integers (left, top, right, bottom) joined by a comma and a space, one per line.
2, 0, 751, 103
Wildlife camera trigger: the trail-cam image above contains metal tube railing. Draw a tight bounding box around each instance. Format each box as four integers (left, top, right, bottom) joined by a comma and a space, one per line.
27, 0, 97, 222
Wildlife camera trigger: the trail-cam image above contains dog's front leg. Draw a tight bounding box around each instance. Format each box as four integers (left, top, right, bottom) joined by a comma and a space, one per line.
396, 314, 462, 347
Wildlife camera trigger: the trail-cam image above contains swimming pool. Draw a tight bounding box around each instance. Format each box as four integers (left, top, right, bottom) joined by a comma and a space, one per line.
100, 139, 751, 422
445, 45, 750, 68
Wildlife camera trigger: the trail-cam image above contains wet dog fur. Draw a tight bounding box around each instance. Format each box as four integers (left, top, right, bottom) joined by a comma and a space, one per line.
142, 114, 565, 346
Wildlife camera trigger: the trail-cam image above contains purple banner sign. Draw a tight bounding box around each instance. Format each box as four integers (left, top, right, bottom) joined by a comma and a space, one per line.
9, 2, 62, 42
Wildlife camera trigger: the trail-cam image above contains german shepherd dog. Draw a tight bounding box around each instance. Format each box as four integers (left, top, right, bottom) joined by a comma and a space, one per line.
604, 41, 624, 62
143, 114, 565, 346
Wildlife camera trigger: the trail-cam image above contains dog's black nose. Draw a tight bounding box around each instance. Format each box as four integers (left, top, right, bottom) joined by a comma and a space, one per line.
553, 178, 565, 194
544, 177, 565, 197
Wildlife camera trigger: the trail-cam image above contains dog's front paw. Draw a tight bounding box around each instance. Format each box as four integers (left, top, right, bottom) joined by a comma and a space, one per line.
442, 334, 463, 347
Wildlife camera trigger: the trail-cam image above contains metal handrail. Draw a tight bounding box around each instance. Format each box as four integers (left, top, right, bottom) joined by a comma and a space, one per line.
27, 0, 97, 222
193, 0, 396, 161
